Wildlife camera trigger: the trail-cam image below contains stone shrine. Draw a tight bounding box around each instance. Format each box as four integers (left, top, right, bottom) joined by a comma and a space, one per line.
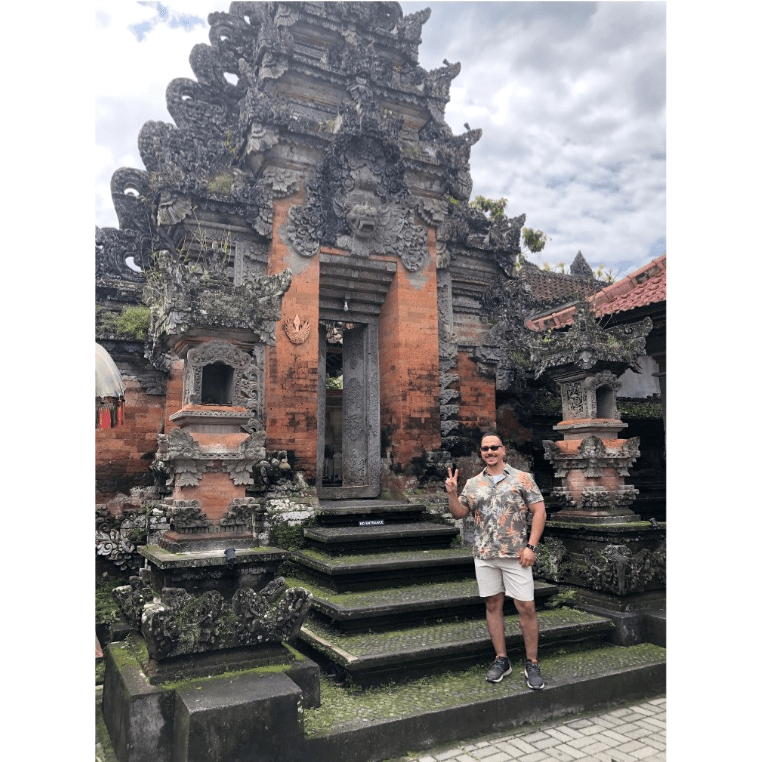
529, 301, 666, 637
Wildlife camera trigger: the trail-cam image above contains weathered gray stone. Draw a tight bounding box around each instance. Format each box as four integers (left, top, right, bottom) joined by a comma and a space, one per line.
174, 672, 303, 762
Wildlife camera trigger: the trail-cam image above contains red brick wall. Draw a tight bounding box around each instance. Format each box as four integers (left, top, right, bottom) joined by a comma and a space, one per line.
174, 471, 246, 521
95, 379, 165, 503
378, 231, 441, 465
265, 192, 320, 478
456, 353, 496, 433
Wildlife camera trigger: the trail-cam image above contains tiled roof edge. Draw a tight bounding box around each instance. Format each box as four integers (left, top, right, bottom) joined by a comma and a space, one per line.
526, 255, 666, 331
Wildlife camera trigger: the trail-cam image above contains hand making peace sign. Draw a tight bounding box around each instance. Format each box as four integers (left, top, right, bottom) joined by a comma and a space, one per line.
445, 466, 459, 495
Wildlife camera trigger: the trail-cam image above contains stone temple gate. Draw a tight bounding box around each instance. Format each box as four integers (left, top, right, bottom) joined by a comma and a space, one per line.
96, 1, 530, 502
96, 5, 665, 761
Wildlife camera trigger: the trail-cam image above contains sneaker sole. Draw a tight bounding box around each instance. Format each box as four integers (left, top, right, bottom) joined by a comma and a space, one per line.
486, 666, 512, 683
524, 668, 544, 690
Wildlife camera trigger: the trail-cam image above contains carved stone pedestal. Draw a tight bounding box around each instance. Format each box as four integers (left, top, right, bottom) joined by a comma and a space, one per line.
536, 521, 666, 645
138, 544, 289, 600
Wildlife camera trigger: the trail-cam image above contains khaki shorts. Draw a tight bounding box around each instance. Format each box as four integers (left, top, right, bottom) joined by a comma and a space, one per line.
474, 557, 535, 602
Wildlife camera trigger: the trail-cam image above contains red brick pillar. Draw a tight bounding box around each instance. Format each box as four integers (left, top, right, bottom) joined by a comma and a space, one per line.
265, 193, 320, 479
164, 358, 185, 434
378, 238, 441, 465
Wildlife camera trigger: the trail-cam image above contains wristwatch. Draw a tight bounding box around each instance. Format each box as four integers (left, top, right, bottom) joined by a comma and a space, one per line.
526, 544, 539, 553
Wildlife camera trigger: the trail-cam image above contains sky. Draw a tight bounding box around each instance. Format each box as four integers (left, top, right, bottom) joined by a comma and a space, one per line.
94, 1, 666, 278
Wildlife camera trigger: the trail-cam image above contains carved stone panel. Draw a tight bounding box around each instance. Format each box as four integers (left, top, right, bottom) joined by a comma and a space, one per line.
343, 325, 370, 489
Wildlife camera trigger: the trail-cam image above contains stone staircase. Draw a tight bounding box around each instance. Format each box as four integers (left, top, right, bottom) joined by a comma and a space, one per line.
98, 498, 666, 762
287, 499, 664, 688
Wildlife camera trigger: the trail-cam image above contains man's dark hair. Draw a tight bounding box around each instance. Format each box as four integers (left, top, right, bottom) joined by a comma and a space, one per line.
480, 429, 503, 446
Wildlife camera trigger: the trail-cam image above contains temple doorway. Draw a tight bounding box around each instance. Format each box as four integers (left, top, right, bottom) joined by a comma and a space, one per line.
316, 320, 381, 499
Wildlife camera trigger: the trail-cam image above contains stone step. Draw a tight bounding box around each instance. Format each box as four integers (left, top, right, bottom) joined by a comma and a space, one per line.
289, 576, 560, 631
291, 546, 474, 591
300, 642, 667, 762
303, 521, 459, 554
297, 607, 615, 686
315, 499, 427, 526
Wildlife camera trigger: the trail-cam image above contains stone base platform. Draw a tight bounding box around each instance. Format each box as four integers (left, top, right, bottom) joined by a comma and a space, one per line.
102, 635, 320, 762
98, 641, 666, 762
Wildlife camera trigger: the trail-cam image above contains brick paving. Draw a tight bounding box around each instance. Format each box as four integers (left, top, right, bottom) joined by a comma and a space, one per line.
404, 696, 666, 762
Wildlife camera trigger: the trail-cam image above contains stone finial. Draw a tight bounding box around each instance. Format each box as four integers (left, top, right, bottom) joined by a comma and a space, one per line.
530, 300, 652, 379
570, 251, 594, 278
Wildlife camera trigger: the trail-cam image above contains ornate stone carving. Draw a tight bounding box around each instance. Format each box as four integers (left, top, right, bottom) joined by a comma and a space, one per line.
220, 498, 259, 532
184, 341, 253, 403
535, 537, 666, 596
144, 254, 291, 370
180, 340, 265, 431
112, 570, 154, 629
125, 577, 312, 660
155, 428, 266, 491
283, 314, 311, 344
530, 301, 652, 379
581, 543, 667, 596
96, 505, 169, 572
287, 122, 428, 271
543, 435, 641, 480
167, 500, 209, 532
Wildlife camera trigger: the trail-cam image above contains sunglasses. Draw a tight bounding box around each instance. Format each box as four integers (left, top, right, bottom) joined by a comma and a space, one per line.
480, 445, 503, 452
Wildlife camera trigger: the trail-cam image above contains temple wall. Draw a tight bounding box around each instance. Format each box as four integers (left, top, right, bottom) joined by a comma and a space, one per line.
455, 353, 496, 434
95, 379, 165, 504
265, 193, 320, 478
379, 240, 441, 464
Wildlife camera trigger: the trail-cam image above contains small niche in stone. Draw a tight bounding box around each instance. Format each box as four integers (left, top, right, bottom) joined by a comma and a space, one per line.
596, 385, 616, 419
201, 362, 234, 405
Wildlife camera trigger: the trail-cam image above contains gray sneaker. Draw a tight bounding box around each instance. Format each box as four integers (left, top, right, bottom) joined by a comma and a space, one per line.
524, 659, 544, 690
486, 656, 512, 683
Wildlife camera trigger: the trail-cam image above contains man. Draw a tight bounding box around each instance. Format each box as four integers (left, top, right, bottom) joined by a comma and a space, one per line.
445, 431, 547, 689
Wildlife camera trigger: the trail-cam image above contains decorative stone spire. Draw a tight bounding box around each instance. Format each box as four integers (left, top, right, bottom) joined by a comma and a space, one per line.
570, 250, 594, 278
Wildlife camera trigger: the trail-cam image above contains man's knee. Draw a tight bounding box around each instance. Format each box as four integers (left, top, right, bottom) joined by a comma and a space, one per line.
513, 598, 536, 617
484, 593, 504, 613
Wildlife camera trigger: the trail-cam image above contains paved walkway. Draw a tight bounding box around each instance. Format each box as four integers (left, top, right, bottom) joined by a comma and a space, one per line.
402, 695, 666, 762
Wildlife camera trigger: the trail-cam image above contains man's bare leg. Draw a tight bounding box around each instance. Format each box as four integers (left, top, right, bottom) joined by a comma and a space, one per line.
484, 593, 507, 657
513, 598, 539, 661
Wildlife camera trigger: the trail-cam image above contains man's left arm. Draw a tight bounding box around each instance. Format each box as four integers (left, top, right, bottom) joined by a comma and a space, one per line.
518, 500, 547, 568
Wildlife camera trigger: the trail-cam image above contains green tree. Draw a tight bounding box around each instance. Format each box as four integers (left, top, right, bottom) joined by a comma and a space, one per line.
469, 195, 507, 220
468, 196, 549, 270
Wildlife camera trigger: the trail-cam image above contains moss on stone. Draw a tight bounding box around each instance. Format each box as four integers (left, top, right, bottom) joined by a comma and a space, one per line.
96, 577, 124, 626
97, 304, 151, 340
302, 643, 666, 738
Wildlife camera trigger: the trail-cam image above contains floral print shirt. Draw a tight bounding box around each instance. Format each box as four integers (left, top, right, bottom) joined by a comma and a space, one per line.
459, 465, 544, 559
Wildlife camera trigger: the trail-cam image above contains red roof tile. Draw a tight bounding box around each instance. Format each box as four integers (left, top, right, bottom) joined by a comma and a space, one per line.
526, 255, 666, 331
